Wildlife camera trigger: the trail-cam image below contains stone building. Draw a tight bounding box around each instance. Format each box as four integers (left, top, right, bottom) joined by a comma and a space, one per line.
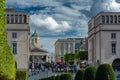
88, 12, 120, 70
54, 38, 84, 61
29, 30, 49, 65
5, 8, 30, 70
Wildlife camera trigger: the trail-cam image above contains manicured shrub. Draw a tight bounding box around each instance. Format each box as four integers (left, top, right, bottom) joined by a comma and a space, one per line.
96, 64, 116, 80
75, 69, 84, 80
0, 0, 16, 80
59, 73, 73, 80
40, 77, 48, 80
55, 75, 60, 80
16, 69, 28, 80
49, 76, 55, 80
84, 66, 97, 80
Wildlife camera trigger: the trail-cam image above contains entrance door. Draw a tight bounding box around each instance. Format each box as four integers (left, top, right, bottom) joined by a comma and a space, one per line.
112, 59, 120, 71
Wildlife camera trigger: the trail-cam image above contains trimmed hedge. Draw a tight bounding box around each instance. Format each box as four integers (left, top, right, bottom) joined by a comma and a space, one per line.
55, 75, 60, 80
59, 73, 73, 80
16, 69, 28, 80
0, 0, 16, 80
96, 64, 116, 80
49, 76, 55, 80
75, 69, 84, 80
84, 66, 97, 80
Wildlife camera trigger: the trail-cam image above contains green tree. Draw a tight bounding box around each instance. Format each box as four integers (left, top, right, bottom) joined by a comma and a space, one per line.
96, 64, 116, 80
76, 50, 88, 60
75, 69, 85, 80
0, 0, 16, 79
64, 53, 75, 62
84, 66, 97, 80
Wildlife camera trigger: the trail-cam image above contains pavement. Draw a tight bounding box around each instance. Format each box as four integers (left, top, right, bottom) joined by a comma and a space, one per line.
28, 69, 75, 80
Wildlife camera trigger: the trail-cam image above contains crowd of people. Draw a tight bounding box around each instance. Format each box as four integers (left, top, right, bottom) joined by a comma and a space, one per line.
29, 60, 87, 73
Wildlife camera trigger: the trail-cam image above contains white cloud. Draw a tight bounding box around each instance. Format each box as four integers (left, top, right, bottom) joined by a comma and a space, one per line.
30, 14, 71, 33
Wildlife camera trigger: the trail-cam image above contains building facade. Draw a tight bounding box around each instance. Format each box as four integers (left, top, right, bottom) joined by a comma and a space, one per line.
5, 8, 30, 70
88, 12, 120, 69
30, 30, 49, 65
55, 38, 84, 61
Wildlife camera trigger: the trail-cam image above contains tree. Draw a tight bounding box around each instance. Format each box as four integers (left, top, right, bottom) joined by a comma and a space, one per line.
75, 69, 84, 80
76, 50, 88, 60
84, 66, 97, 80
64, 53, 75, 62
0, 1, 16, 79
96, 64, 116, 80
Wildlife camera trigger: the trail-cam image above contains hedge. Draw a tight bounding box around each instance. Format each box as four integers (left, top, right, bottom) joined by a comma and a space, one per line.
16, 69, 28, 80
84, 66, 97, 80
75, 69, 84, 80
59, 73, 73, 80
0, 0, 16, 80
55, 75, 60, 80
96, 64, 116, 80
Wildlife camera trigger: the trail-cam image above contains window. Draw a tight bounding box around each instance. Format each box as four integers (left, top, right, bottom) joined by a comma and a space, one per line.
102, 16, 105, 24
118, 15, 120, 23
110, 16, 113, 24
23, 15, 26, 23
7, 15, 9, 23
15, 15, 18, 23
111, 33, 116, 39
19, 15, 22, 23
111, 42, 116, 54
12, 43, 17, 54
11, 15, 14, 23
106, 16, 109, 24
12, 32, 17, 38
114, 16, 117, 24
35, 38, 37, 43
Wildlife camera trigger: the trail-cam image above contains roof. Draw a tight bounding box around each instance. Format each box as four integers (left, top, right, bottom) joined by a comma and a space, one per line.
31, 30, 38, 37
31, 48, 48, 53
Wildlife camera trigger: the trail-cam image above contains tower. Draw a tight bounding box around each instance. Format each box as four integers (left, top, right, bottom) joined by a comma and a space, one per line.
31, 30, 41, 49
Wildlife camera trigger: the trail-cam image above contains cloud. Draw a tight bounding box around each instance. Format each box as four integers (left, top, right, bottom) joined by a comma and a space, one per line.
30, 14, 71, 34
88, 0, 120, 16
6, 0, 60, 8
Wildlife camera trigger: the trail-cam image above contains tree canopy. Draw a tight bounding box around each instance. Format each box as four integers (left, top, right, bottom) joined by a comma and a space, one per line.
75, 50, 88, 60
0, 0, 16, 79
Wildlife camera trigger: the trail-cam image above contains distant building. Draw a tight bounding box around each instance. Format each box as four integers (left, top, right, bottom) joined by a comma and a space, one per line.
5, 8, 30, 70
88, 12, 120, 70
29, 30, 49, 65
54, 38, 85, 61
80, 38, 88, 51
48, 53, 55, 63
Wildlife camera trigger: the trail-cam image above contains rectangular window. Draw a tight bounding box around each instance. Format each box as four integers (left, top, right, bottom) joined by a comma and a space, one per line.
19, 15, 22, 23
110, 16, 113, 24
7, 15, 9, 23
12, 43, 17, 54
111, 42, 116, 54
102, 16, 105, 24
114, 16, 117, 24
12, 32, 17, 39
111, 33, 116, 39
15, 15, 18, 23
11, 15, 14, 24
106, 16, 109, 24
23, 15, 26, 23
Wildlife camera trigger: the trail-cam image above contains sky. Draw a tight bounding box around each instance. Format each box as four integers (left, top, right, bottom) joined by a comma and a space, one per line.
6, 0, 120, 53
